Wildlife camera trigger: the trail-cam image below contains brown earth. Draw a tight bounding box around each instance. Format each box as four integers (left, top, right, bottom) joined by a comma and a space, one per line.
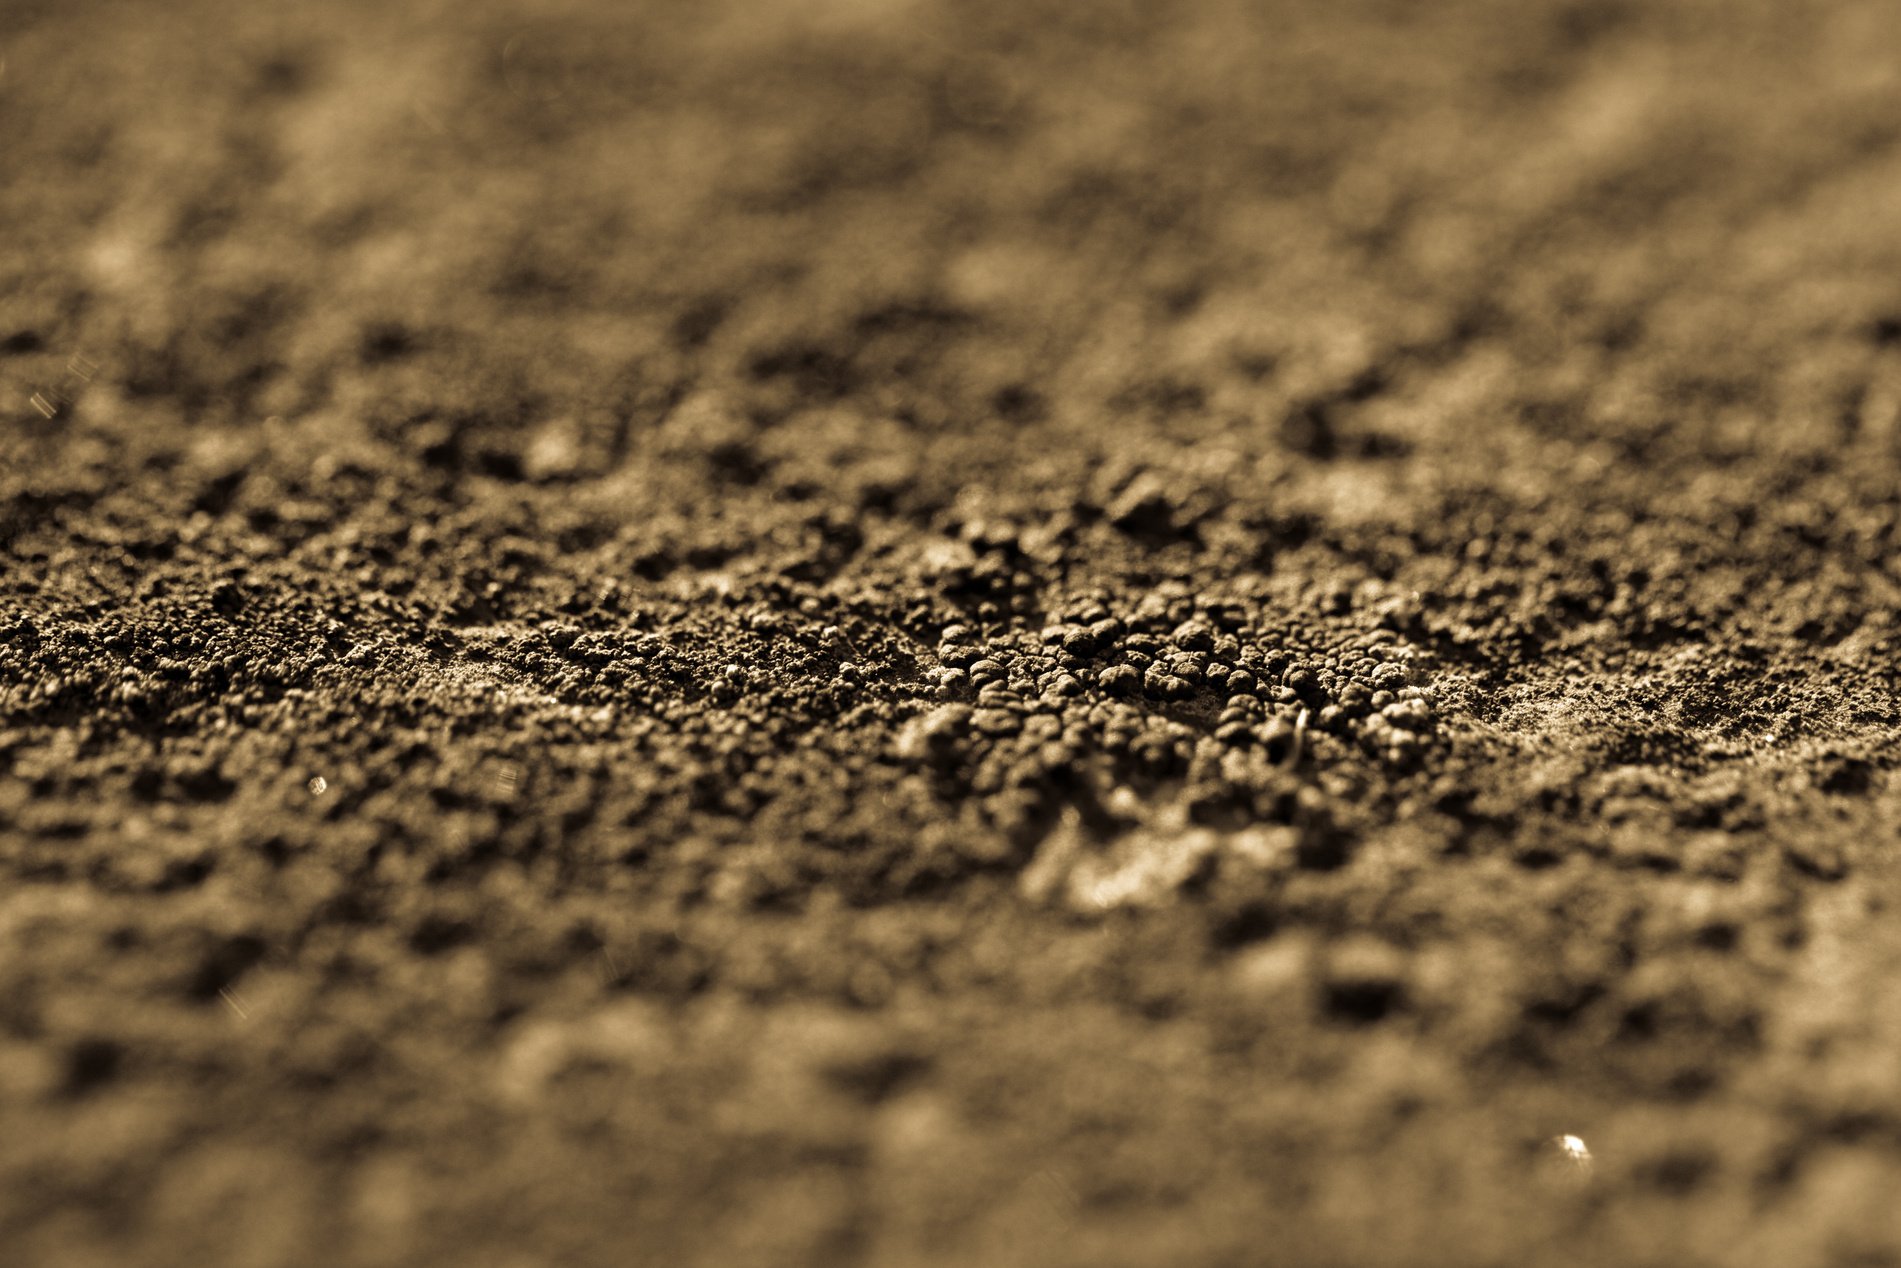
6, 1, 1901, 1264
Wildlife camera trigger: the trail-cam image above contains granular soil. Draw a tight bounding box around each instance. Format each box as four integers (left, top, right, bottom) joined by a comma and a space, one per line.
5, 1, 1901, 1265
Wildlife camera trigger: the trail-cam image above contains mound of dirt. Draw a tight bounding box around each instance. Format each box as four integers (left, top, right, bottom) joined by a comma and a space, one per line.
5, 1, 1901, 1264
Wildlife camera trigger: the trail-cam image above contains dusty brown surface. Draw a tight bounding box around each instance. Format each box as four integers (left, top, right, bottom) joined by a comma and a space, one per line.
6, 1, 1901, 1264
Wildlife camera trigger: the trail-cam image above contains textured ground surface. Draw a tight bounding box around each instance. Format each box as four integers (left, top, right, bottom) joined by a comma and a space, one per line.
6, 1, 1901, 1264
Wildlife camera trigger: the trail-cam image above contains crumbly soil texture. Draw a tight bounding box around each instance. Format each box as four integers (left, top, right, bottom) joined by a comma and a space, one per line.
6, 2, 1901, 1265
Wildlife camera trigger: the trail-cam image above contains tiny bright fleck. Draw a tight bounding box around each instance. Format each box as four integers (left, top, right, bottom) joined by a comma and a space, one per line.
308, 776, 328, 795
1544, 1133, 1594, 1184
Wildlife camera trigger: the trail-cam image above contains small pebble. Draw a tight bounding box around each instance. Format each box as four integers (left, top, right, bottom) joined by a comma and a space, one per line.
1539, 1134, 1595, 1188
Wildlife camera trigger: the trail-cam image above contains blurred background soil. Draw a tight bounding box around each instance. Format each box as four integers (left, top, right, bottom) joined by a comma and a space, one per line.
5, 1, 1901, 1264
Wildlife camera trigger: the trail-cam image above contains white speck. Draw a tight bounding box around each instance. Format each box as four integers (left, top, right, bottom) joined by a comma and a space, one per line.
1283, 707, 1310, 769
307, 776, 328, 795
1543, 1133, 1594, 1185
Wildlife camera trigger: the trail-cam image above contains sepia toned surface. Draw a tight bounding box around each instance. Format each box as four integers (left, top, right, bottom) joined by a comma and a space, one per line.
5, 0, 1901, 1263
